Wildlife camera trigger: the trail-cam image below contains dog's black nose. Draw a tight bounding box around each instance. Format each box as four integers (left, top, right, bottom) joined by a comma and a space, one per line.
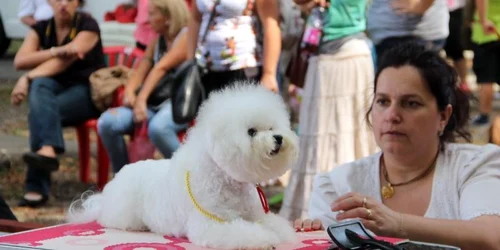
273, 135, 283, 146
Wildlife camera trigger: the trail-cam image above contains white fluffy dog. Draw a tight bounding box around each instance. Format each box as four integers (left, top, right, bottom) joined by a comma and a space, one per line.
68, 83, 299, 249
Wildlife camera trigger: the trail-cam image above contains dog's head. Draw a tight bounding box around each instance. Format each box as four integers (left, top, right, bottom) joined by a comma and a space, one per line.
193, 83, 299, 184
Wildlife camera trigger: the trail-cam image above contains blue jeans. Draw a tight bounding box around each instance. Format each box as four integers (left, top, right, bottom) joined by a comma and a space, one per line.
97, 101, 187, 173
25, 77, 101, 196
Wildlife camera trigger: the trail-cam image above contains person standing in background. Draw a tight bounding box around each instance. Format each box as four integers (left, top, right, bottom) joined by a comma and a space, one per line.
470, 0, 500, 126
186, 0, 281, 95
444, 0, 470, 94
134, 0, 158, 51
367, 0, 449, 61
18, 0, 54, 27
280, 0, 378, 221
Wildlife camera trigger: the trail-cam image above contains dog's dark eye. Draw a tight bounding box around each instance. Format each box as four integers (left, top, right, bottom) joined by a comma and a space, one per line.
247, 128, 257, 137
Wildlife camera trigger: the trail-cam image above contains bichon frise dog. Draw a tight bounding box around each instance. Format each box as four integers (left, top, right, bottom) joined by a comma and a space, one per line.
68, 83, 299, 249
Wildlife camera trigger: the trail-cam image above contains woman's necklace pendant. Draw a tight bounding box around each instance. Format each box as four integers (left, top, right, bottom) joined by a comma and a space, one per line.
381, 183, 394, 199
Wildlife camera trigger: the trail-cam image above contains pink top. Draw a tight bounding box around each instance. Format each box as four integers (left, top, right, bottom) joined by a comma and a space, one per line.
134, 0, 157, 46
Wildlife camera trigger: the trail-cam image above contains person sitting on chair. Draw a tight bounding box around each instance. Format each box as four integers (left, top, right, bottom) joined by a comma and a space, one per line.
11, 0, 105, 208
97, 0, 190, 173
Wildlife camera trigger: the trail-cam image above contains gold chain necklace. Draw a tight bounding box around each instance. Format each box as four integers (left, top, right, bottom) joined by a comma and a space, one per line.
185, 171, 226, 223
381, 153, 438, 199
185, 171, 270, 223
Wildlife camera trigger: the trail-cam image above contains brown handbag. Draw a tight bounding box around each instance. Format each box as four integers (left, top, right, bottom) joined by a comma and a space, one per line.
89, 65, 132, 112
285, 27, 321, 89
285, 47, 313, 89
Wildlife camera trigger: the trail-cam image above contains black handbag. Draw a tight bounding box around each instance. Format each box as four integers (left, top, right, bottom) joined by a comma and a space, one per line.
171, 60, 205, 123
138, 36, 174, 108
146, 72, 174, 107
171, 0, 220, 124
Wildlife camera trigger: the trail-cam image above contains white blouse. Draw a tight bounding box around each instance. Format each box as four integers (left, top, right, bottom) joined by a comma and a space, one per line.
309, 143, 500, 227
195, 0, 261, 71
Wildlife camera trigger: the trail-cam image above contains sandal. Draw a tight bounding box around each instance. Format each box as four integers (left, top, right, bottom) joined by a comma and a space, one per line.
17, 194, 49, 208
22, 152, 59, 172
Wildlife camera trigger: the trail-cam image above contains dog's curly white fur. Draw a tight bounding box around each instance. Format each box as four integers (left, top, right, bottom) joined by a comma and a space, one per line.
68, 83, 299, 249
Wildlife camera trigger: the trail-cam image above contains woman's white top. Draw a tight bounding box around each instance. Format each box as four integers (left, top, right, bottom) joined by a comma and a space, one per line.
195, 0, 261, 71
309, 143, 500, 227
18, 0, 53, 21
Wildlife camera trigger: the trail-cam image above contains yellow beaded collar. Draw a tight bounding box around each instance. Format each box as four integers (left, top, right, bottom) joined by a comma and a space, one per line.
185, 171, 225, 223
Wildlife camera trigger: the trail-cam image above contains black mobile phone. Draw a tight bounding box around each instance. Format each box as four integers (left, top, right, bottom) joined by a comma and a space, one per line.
326, 220, 374, 250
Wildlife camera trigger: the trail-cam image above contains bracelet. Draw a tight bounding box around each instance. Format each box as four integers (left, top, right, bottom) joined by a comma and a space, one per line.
142, 56, 154, 64
398, 213, 408, 238
24, 73, 32, 84
50, 47, 56, 57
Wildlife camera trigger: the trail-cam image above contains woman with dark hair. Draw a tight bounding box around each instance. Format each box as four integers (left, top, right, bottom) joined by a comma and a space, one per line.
292, 41, 500, 250
11, 0, 105, 207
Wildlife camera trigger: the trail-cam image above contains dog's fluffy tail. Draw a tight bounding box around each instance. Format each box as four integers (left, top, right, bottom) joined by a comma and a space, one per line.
67, 190, 104, 224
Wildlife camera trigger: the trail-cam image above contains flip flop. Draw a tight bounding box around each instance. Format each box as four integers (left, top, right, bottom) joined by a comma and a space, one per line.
22, 152, 59, 172
17, 194, 49, 208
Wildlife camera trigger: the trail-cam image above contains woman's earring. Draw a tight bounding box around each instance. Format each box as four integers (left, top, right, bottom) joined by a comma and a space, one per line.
438, 130, 444, 137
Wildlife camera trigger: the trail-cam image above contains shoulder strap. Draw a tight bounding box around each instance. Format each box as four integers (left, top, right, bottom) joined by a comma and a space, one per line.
200, 0, 221, 44
44, 13, 81, 47
155, 35, 167, 63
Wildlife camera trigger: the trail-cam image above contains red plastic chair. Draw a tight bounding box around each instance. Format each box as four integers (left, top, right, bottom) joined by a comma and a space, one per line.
76, 46, 144, 190
177, 120, 195, 143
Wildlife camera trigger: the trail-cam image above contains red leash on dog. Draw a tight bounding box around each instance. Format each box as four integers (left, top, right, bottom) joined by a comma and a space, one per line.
256, 185, 270, 214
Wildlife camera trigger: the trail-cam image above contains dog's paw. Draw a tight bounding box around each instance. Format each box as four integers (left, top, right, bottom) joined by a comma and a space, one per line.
188, 218, 281, 249
259, 214, 298, 243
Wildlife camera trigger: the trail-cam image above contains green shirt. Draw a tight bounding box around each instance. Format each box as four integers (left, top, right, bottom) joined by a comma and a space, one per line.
472, 0, 500, 44
322, 0, 367, 42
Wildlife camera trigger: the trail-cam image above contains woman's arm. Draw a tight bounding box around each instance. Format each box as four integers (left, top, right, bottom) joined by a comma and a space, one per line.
255, 0, 281, 78
21, 31, 100, 78
475, 0, 497, 35
61, 30, 100, 60
476, 0, 488, 23
18, 0, 37, 26
21, 16, 37, 27
13, 30, 53, 70
401, 215, 500, 250
137, 31, 188, 102
126, 39, 156, 94
186, 0, 202, 59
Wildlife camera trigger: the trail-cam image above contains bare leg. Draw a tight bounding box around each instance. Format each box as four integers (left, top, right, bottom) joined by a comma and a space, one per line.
473, 83, 494, 126
454, 59, 470, 92
37, 145, 57, 158
479, 83, 494, 115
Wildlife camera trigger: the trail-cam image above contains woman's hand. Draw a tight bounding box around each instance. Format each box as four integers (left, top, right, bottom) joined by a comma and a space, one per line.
481, 20, 499, 36
294, 0, 329, 12
11, 75, 30, 106
293, 218, 323, 232
261, 73, 279, 93
332, 192, 403, 237
124, 86, 137, 108
133, 99, 148, 123
53, 45, 85, 59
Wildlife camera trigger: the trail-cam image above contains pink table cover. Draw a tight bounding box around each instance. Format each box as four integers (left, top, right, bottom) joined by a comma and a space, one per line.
0, 222, 334, 250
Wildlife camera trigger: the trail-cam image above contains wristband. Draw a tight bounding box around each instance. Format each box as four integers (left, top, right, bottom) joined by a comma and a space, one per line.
50, 47, 56, 57
24, 73, 33, 84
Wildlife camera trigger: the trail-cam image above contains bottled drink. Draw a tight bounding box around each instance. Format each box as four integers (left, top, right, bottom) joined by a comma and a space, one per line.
301, 6, 325, 51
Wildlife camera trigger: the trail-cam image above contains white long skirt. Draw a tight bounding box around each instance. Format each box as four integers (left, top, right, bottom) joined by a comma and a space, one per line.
279, 39, 378, 221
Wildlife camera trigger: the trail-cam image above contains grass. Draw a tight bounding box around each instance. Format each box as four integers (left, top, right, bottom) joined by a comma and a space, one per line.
6, 40, 22, 56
